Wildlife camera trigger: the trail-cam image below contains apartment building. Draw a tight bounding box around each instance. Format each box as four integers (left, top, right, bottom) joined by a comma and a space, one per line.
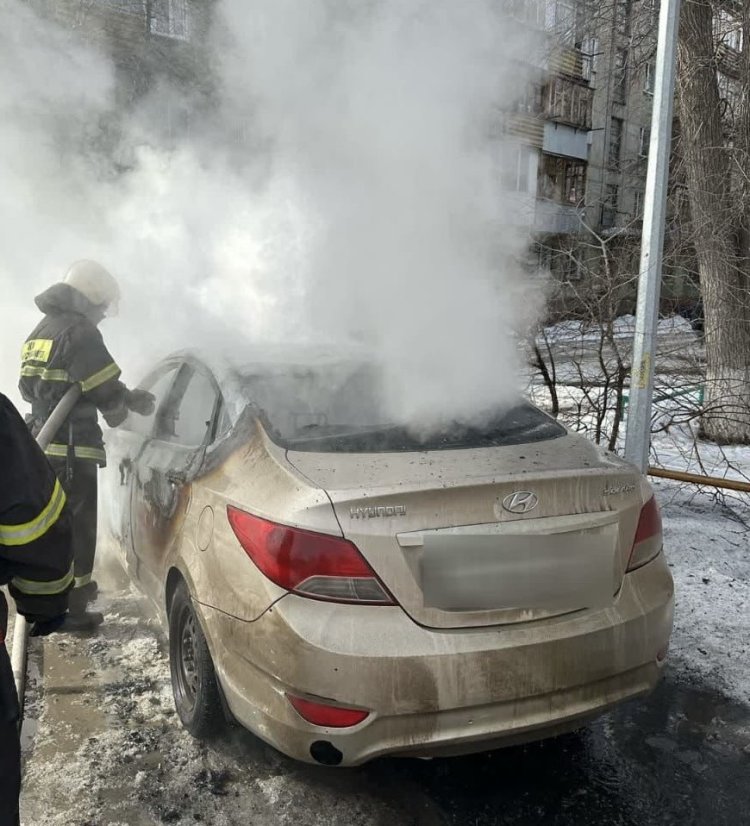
28, 0, 212, 130
503, 0, 659, 302
507, 0, 750, 318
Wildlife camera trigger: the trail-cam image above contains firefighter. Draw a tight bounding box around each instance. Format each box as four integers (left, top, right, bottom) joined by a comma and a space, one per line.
1, 392, 76, 826
19, 261, 155, 616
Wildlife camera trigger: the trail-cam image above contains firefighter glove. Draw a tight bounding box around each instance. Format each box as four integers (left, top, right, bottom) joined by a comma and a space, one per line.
126, 389, 156, 416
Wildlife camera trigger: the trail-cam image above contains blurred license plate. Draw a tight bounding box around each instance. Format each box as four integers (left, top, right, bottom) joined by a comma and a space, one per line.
420, 529, 617, 611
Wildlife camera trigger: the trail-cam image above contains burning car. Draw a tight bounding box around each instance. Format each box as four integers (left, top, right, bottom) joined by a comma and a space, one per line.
101, 347, 674, 766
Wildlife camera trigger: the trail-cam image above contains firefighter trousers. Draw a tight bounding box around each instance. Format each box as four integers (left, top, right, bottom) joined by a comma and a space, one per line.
0, 645, 21, 826
49, 458, 98, 606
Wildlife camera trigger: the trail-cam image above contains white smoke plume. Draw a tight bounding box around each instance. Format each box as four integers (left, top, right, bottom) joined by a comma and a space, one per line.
0, 0, 544, 429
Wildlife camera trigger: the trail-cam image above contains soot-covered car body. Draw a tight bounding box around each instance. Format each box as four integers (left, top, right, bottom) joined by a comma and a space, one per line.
100, 348, 674, 766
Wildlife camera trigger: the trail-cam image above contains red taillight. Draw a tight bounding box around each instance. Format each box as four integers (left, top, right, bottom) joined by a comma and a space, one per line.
627, 496, 663, 572
287, 694, 370, 728
226, 506, 394, 605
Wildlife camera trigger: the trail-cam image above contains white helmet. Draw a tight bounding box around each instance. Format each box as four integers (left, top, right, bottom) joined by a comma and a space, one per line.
63, 260, 120, 316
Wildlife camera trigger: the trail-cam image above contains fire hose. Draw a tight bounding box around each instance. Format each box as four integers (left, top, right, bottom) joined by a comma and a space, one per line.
10, 384, 82, 713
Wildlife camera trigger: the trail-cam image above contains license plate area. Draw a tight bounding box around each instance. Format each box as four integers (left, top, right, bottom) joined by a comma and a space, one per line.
415, 520, 618, 612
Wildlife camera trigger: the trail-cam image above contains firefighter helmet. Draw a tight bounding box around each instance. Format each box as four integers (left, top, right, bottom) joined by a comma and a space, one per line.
63, 260, 120, 316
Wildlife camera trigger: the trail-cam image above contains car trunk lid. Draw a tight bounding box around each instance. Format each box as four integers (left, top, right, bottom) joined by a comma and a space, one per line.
286, 434, 644, 629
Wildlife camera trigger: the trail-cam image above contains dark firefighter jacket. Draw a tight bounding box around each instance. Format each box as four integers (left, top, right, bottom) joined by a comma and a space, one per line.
1, 392, 73, 718
19, 284, 130, 467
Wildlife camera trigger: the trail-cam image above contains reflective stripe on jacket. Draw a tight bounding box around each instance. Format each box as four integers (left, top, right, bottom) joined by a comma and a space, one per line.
19, 283, 130, 466
0, 393, 74, 644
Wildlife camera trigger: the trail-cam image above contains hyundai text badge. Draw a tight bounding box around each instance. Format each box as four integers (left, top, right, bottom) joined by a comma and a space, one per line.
501, 491, 539, 515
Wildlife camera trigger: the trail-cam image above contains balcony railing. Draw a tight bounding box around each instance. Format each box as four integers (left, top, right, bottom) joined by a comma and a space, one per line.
535, 199, 584, 235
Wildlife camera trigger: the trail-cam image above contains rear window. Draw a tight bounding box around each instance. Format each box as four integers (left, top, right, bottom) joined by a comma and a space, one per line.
237, 365, 566, 453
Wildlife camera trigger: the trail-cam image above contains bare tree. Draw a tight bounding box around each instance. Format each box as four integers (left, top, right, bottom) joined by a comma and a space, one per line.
677, 0, 750, 443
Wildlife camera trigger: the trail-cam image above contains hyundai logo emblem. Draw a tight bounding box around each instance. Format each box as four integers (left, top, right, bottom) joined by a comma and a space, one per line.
501, 491, 539, 515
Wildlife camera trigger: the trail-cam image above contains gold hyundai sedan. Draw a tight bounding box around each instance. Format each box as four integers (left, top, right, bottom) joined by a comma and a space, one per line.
101, 348, 674, 766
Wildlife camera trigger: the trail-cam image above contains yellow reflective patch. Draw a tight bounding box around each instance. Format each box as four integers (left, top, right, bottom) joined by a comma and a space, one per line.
80, 362, 121, 392
12, 562, 74, 596
45, 444, 106, 463
21, 339, 53, 364
0, 479, 67, 547
20, 365, 70, 382
73, 573, 93, 589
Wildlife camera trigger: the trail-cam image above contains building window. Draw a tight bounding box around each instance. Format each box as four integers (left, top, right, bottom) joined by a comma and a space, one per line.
718, 72, 741, 122
601, 184, 620, 228
609, 117, 624, 167
516, 80, 544, 116
546, 76, 593, 129
562, 251, 583, 281
616, 0, 632, 36
546, 0, 578, 45
504, 144, 535, 193
715, 9, 743, 53
638, 126, 651, 158
149, 0, 189, 41
537, 244, 582, 282
505, 0, 546, 27
539, 155, 587, 205
541, 245, 584, 282
644, 61, 655, 95
580, 35, 599, 82
613, 48, 628, 104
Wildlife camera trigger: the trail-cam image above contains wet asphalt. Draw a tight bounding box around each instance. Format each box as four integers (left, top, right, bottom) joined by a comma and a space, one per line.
197, 668, 750, 826
366, 674, 750, 826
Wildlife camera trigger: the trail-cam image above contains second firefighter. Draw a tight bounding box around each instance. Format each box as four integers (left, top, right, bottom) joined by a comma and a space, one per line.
19, 260, 156, 617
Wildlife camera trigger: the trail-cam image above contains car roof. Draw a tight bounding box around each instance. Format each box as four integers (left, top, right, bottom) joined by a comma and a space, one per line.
161, 344, 373, 419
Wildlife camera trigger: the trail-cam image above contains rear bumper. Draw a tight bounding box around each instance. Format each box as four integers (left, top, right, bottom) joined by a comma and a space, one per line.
202, 553, 674, 766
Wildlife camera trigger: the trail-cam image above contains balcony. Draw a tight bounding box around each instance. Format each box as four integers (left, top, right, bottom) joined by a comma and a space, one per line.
507, 114, 545, 149
547, 47, 585, 80
534, 199, 584, 234
544, 76, 593, 131
543, 122, 589, 161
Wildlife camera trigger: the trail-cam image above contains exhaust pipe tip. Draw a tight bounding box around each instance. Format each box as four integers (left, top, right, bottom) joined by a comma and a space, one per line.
310, 740, 344, 766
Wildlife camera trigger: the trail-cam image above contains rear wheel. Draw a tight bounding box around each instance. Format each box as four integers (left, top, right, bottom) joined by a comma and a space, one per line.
168, 580, 223, 739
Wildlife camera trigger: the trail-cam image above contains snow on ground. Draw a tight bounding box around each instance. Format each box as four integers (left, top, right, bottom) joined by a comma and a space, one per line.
657, 481, 750, 703
538, 314, 696, 345
19, 582, 420, 826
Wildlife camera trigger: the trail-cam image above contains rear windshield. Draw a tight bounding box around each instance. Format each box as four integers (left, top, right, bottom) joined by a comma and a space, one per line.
237, 365, 566, 453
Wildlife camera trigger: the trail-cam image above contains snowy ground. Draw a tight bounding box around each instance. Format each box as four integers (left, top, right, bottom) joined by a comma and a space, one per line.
19, 572, 430, 826
657, 481, 750, 703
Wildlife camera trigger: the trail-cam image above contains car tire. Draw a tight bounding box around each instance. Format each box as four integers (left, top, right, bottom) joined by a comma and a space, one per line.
168, 580, 224, 740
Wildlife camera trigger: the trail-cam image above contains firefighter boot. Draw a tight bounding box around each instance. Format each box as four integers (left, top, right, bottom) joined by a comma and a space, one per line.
68, 580, 99, 615
60, 611, 104, 633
